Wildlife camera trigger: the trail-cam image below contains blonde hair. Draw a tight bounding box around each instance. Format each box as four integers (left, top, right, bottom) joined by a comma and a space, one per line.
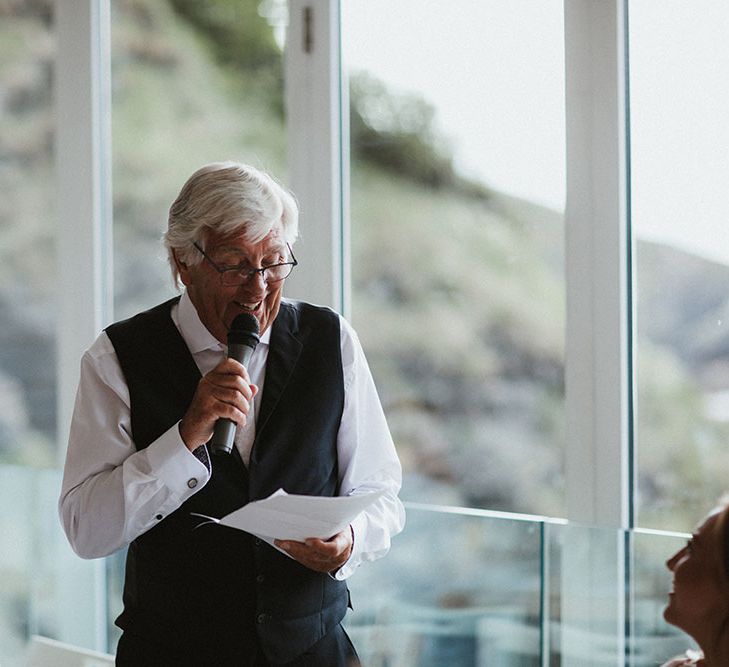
163, 162, 299, 288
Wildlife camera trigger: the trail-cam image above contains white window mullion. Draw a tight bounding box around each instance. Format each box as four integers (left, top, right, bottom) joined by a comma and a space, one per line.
56, 0, 113, 452
55, 0, 112, 652
564, 0, 630, 532
285, 0, 348, 314
562, 1, 630, 664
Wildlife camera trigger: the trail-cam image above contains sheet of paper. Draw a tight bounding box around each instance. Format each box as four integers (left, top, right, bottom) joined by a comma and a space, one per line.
194, 488, 385, 545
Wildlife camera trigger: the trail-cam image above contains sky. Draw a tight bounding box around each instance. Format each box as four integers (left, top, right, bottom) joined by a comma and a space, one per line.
341, 0, 729, 267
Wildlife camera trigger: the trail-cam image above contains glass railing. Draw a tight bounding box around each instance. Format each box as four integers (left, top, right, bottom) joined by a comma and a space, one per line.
0, 465, 105, 667
1, 466, 698, 665
345, 503, 697, 667
631, 529, 695, 665
345, 503, 546, 665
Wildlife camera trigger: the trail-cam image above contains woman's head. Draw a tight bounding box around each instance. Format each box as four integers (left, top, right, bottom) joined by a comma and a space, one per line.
163, 162, 299, 289
664, 501, 729, 645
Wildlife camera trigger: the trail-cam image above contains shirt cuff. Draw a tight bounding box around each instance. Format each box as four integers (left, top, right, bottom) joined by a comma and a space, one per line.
330, 514, 366, 580
191, 444, 211, 472
144, 422, 210, 497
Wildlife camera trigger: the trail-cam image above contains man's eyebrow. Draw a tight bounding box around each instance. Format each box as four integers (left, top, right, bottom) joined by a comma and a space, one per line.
215, 245, 287, 261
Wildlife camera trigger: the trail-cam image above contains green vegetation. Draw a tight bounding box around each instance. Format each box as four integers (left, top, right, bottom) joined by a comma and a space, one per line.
350, 73, 490, 199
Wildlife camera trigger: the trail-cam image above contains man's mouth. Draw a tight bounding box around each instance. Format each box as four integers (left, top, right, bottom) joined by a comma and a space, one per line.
236, 300, 262, 313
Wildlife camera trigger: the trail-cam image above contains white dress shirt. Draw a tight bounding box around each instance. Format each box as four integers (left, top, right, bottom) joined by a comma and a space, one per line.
59, 291, 405, 580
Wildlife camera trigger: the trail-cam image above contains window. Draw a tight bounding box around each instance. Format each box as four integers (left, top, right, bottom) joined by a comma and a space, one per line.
0, 1, 103, 660
111, 0, 288, 321
0, 0, 56, 471
343, 0, 566, 517
106, 0, 289, 647
631, 0, 729, 532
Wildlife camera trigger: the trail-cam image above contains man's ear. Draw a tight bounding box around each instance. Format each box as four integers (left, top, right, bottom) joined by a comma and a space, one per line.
172, 249, 192, 287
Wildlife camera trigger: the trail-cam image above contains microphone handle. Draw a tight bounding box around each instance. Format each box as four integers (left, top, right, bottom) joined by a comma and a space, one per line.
209, 342, 257, 455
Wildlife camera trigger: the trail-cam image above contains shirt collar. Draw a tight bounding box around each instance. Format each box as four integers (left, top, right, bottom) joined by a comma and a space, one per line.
177, 290, 271, 353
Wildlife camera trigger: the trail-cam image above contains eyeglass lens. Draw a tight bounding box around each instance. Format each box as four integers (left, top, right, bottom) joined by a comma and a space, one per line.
220, 263, 293, 286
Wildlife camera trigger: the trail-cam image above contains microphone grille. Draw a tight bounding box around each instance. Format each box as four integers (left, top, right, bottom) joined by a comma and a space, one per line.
230, 313, 260, 335
228, 313, 260, 346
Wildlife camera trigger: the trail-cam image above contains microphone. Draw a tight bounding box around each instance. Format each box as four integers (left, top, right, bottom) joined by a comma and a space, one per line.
209, 313, 260, 455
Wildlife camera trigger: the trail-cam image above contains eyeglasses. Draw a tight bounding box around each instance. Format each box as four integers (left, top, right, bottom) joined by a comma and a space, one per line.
193, 242, 298, 286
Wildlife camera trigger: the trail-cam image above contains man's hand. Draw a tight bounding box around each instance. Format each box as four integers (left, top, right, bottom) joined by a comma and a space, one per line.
179, 358, 257, 451
275, 527, 353, 574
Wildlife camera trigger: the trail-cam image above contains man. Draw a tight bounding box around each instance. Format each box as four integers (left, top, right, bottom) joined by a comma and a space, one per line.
59, 162, 405, 666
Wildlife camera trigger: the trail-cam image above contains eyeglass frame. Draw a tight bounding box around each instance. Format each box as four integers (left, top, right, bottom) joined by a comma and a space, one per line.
192, 241, 298, 285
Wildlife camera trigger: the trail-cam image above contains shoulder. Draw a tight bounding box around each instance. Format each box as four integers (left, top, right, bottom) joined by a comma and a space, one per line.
280, 299, 358, 346
277, 301, 366, 378
105, 298, 182, 366
279, 298, 340, 323
85, 328, 116, 363
277, 299, 343, 339
77, 330, 128, 401
106, 297, 179, 340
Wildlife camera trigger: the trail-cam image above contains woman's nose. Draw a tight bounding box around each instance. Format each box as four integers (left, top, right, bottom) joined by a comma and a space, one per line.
666, 548, 683, 571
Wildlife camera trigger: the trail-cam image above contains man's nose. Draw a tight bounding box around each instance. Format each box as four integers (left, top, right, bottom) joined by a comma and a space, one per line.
241, 270, 267, 292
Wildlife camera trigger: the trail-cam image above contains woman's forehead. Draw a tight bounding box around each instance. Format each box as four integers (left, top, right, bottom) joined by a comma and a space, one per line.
697, 512, 720, 534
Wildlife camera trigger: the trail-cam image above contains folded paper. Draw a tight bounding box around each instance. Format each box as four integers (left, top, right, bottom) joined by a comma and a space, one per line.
192, 487, 385, 546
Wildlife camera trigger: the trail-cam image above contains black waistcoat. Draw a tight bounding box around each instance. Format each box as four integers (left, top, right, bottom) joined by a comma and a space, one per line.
105, 298, 348, 665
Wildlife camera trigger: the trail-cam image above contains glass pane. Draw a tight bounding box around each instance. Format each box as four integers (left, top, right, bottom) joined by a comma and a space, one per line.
630, 1, 729, 531
343, 1, 566, 516
345, 506, 543, 666
630, 530, 696, 665
547, 524, 625, 664
0, 467, 106, 666
111, 0, 288, 320
107, 0, 289, 647
546, 525, 696, 665
346, 516, 700, 666
0, 0, 57, 470
0, 4, 104, 663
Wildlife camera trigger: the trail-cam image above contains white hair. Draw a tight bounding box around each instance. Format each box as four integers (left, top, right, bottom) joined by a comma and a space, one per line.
163, 162, 299, 288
